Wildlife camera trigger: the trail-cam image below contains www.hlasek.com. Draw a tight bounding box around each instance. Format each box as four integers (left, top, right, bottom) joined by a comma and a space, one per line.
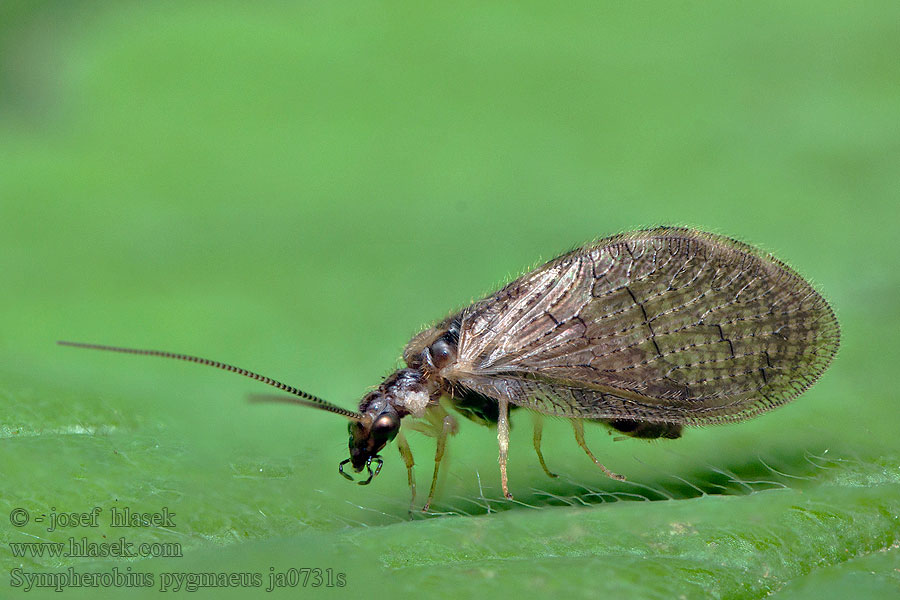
9, 537, 182, 559
10, 567, 347, 592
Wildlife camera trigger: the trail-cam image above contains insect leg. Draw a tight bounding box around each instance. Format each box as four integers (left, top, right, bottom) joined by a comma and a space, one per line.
571, 420, 626, 481
423, 409, 458, 512
497, 397, 513, 499
395, 431, 416, 512
531, 414, 558, 479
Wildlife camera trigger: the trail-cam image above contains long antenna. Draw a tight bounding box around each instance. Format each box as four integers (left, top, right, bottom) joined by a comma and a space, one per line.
57, 340, 364, 421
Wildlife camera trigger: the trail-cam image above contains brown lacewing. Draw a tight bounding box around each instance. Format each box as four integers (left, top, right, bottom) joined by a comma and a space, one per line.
60, 227, 840, 510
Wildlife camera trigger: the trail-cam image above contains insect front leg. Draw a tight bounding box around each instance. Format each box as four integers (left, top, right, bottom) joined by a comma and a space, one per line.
531, 413, 558, 479
395, 431, 416, 512
423, 407, 458, 512
571, 420, 625, 481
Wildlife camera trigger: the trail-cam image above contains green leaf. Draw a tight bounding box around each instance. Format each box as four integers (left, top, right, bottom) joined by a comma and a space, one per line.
2, 2, 899, 598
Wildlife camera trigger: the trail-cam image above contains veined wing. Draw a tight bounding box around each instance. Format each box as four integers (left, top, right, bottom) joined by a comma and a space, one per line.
444, 227, 840, 424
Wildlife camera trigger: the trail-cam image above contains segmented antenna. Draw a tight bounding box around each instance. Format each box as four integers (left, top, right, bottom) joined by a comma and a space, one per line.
57, 340, 363, 420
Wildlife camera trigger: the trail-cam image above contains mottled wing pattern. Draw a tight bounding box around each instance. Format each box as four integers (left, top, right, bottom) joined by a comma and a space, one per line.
445, 228, 840, 424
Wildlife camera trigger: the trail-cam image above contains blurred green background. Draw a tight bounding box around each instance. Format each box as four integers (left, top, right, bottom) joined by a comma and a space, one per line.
2, 2, 899, 598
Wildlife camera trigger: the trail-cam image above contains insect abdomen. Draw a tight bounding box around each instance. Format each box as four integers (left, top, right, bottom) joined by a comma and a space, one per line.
598, 418, 683, 439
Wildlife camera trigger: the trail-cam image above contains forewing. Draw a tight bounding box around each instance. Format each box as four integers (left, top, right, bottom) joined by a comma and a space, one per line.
446, 228, 840, 424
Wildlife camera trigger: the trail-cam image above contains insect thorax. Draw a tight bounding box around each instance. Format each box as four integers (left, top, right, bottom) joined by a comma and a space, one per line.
359, 368, 441, 419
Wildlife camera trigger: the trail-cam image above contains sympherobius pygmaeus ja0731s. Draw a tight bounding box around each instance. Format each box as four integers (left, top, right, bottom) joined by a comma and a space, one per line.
59, 227, 840, 511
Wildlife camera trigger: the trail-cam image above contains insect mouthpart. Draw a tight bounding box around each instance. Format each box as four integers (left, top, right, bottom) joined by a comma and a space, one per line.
338, 456, 384, 485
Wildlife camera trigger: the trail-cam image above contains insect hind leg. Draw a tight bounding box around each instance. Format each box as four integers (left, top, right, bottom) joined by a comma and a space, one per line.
571, 420, 626, 481
531, 414, 557, 479
497, 397, 514, 499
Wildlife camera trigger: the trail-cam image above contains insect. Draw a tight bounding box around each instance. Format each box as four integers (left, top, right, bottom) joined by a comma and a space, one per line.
60, 227, 840, 511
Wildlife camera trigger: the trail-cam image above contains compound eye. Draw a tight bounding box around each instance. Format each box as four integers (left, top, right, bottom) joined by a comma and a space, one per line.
372, 412, 400, 444
429, 338, 453, 370
374, 413, 398, 431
